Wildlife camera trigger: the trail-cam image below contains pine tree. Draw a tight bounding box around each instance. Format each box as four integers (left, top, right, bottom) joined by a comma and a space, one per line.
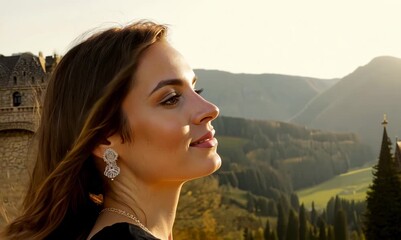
318, 217, 327, 240
259, 197, 270, 216
364, 120, 401, 240
334, 196, 342, 219
310, 201, 317, 226
299, 204, 308, 240
264, 219, 271, 240
326, 197, 335, 224
334, 209, 348, 240
327, 226, 335, 240
286, 209, 299, 240
291, 193, 300, 211
277, 203, 287, 240
247, 192, 256, 213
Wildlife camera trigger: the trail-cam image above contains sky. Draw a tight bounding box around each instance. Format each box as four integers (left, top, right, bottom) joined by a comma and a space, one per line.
1, 0, 401, 79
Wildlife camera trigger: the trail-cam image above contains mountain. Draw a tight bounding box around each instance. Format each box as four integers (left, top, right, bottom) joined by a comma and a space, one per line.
194, 69, 337, 121
291, 56, 401, 151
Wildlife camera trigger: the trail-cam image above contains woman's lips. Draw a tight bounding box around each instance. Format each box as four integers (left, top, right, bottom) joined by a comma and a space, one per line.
190, 137, 218, 148
190, 130, 218, 148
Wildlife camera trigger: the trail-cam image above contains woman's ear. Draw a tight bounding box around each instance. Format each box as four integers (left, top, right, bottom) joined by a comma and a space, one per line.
92, 139, 111, 159
92, 134, 121, 159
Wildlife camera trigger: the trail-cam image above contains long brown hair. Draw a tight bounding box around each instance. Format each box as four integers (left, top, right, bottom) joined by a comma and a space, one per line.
1, 21, 167, 240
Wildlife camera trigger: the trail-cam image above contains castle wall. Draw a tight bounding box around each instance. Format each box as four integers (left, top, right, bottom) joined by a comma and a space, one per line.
0, 53, 51, 224
0, 86, 44, 108
0, 130, 33, 224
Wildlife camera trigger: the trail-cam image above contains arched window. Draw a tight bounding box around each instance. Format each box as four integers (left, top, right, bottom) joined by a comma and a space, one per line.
13, 76, 17, 85
13, 92, 21, 106
31, 77, 35, 83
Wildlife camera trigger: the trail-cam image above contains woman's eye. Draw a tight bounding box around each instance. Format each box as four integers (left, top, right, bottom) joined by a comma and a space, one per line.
195, 88, 204, 95
161, 93, 182, 106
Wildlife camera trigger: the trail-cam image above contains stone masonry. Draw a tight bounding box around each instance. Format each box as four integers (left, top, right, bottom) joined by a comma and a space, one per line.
0, 52, 59, 224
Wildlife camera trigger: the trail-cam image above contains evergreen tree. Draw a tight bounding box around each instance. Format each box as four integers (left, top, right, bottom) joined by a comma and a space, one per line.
268, 200, 278, 216
364, 122, 401, 240
247, 192, 256, 213
334, 196, 342, 219
286, 209, 299, 240
299, 204, 308, 240
264, 219, 271, 240
311, 201, 317, 226
314, 225, 320, 239
291, 193, 300, 211
334, 209, 348, 240
228, 171, 239, 188
326, 197, 335, 224
277, 203, 287, 240
317, 217, 327, 240
279, 193, 291, 215
258, 197, 270, 215
320, 210, 328, 226
327, 226, 335, 240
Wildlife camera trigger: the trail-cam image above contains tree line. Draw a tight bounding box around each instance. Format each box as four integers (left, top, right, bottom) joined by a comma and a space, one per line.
215, 116, 373, 191
243, 195, 366, 240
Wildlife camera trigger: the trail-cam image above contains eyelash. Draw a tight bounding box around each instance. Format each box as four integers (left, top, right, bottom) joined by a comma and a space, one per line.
161, 88, 204, 106
161, 93, 182, 106
195, 88, 204, 94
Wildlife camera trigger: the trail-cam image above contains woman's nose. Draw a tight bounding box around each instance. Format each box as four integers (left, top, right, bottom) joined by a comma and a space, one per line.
191, 97, 220, 125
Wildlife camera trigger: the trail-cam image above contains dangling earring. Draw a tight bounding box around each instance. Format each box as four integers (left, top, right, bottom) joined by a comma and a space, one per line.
103, 148, 120, 180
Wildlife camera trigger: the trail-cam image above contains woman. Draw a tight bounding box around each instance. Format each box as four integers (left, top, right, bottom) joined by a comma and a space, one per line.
1, 21, 221, 240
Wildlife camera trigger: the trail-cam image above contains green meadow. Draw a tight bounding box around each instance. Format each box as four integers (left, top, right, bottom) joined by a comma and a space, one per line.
217, 134, 375, 210
296, 166, 374, 209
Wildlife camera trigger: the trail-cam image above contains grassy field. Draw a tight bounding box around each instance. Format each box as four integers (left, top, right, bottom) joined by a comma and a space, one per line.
296, 166, 374, 209
218, 135, 375, 211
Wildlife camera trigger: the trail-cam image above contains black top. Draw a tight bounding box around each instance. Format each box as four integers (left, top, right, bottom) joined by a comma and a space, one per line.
91, 223, 160, 240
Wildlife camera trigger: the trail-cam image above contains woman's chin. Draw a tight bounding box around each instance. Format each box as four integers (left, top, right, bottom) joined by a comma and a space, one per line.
193, 154, 222, 179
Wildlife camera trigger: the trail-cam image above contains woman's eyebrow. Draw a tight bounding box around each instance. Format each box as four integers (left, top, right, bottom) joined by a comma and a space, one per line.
149, 76, 197, 96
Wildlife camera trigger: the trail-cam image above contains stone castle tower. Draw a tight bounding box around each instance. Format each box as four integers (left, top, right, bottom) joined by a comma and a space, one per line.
0, 52, 59, 223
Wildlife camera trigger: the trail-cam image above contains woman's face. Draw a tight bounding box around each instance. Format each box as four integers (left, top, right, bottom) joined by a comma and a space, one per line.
114, 41, 221, 184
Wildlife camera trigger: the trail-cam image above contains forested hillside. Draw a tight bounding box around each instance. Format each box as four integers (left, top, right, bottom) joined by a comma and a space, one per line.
214, 116, 373, 191
174, 116, 373, 239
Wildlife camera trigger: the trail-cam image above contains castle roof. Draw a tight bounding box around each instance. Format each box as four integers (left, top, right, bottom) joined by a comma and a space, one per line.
0, 53, 47, 87
0, 55, 20, 73
0, 55, 21, 86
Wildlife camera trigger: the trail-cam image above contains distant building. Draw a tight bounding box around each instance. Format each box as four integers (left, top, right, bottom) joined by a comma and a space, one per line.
0, 52, 59, 222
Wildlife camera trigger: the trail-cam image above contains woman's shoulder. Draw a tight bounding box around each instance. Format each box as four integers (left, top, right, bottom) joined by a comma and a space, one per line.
90, 222, 160, 240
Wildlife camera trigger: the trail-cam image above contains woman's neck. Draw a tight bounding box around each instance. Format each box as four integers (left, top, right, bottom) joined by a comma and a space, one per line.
103, 178, 184, 240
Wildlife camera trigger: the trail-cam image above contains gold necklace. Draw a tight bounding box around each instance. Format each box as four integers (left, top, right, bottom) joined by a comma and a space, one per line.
100, 207, 152, 235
